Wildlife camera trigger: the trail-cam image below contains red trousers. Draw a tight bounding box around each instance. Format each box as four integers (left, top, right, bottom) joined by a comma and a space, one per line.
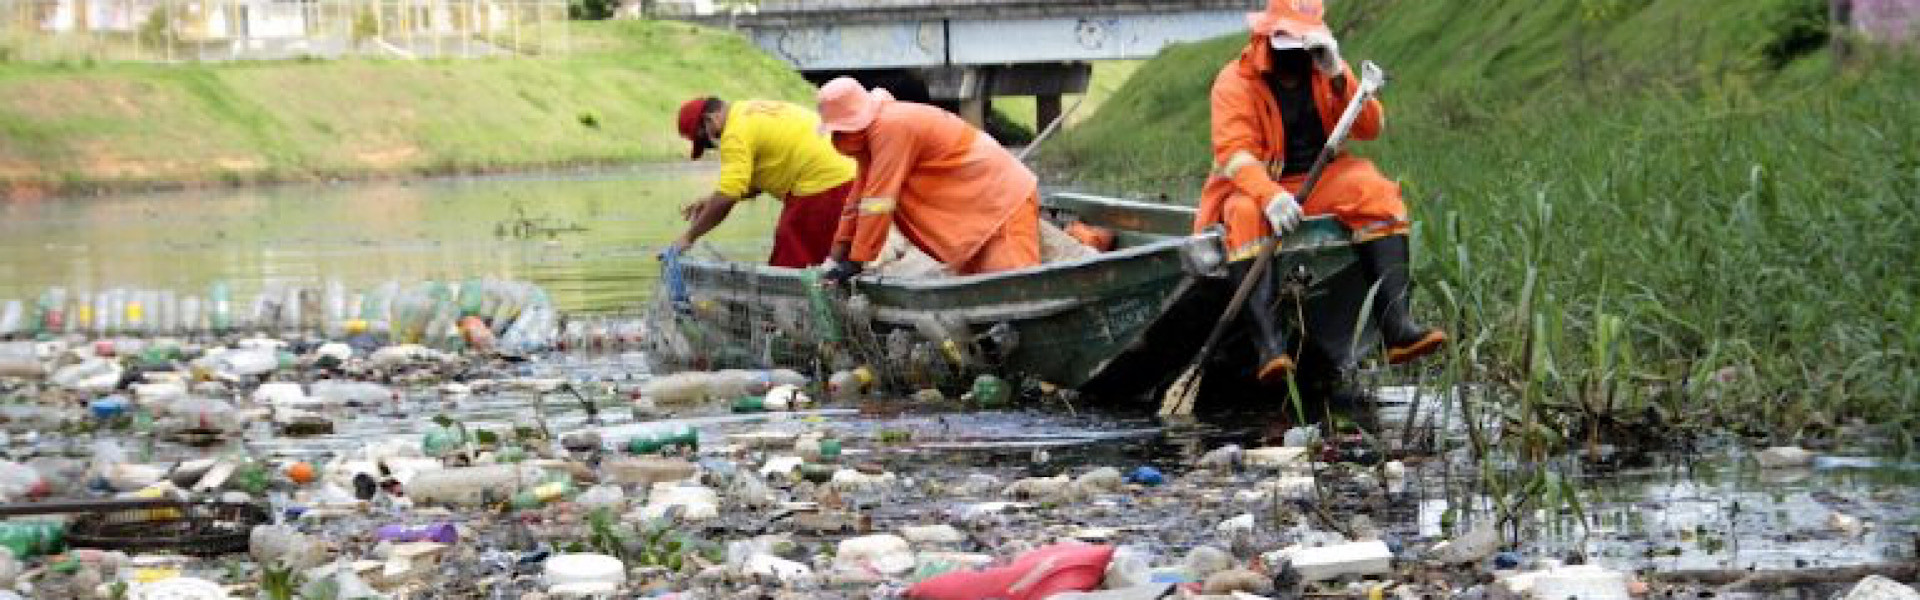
769, 181, 853, 268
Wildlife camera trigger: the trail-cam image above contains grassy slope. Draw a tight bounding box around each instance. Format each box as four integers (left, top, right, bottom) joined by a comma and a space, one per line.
1051, 0, 1920, 439
0, 21, 814, 190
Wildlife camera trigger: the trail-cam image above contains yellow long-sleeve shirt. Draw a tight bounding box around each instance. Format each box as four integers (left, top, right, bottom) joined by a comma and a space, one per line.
714, 100, 856, 199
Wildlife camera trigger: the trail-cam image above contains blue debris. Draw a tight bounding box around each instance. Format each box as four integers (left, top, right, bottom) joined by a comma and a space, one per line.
1126, 466, 1165, 486
1493, 551, 1522, 570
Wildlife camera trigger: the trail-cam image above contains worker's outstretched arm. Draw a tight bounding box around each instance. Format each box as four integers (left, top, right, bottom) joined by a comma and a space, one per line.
673, 192, 738, 249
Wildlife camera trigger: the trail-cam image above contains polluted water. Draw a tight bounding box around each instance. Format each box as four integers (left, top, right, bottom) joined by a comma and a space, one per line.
0, 284, 1917, 600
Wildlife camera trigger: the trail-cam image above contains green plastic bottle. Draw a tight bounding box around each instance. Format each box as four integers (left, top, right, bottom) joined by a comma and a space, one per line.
422, 424, 469, 457
509, 478, 575, 510
970, 374, 1011, 408
458, 279, 485, 318
208, 281, 232, 333
0, 521, 65, 558
731, 396, 767, 413
230, 462, 271, 495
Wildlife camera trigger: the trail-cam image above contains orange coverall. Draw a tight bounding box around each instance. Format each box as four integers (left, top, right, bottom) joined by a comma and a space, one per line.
1196, 35, 1409, 256
834, 101, 1040, 275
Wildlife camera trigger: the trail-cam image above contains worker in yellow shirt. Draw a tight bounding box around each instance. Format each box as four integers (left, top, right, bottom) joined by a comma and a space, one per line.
669, 96, 857, 267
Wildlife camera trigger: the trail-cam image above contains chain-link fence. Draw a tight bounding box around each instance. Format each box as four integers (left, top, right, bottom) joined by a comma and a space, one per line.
0, 0, 569, 62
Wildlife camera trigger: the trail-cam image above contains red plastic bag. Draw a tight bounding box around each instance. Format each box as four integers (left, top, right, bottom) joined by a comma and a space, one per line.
906, 543, 1114, 600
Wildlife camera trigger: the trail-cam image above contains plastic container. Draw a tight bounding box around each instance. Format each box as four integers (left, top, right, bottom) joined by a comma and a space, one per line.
405, 464, 548, 506
969, 374, 1011, 407
459, 316, 496, 353
509, 479, 576, 509
36, 287, 68, 334
310, 380, 392, 405
731, 396, 767, 414
0, 300, 22, 337
0, 521, 65, 558
421, 424, 470, 457
372, 523, 458, 544
0, 342, 39, 378
208, 281, 233, 332
626, 424, 697, 455
89, 397, 130, 420
166, 398, 241, 433
828, 367, 876, 402
544, 553, 626, 589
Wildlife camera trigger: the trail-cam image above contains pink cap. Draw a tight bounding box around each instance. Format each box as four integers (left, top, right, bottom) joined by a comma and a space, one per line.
817, 76, 887, 133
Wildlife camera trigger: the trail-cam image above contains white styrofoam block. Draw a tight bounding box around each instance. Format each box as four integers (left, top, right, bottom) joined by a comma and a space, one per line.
1288, 540, 1392, 582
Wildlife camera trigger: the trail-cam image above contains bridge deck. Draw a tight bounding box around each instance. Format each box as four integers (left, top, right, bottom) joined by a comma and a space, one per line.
741, 0, 1258, 27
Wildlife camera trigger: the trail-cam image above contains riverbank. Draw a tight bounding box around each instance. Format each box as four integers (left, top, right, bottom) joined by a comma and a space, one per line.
0, 20, 813, 199
1044, 0, 1920, 439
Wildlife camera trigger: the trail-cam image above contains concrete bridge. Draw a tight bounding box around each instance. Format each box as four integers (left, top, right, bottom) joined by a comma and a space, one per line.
694, 0, 1259, 127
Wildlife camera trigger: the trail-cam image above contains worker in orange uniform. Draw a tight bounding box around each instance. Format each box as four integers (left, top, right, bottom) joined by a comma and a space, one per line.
669, 96, 857, 268
1196, 0, 1444, 385
813, 77, 1041, 283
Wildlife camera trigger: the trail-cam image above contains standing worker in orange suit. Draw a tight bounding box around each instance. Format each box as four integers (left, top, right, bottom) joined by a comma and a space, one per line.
813, 77, 1042, 283
1197, 0, 1444, 384
669, 96, 857, 268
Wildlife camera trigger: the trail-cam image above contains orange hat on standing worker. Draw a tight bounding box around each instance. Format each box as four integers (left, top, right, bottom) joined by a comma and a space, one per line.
1246, 0, 1330, 38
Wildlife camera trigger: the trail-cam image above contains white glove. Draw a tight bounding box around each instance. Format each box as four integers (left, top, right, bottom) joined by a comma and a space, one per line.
1264, 191, 1303, 235
1302, 31, 1343, 77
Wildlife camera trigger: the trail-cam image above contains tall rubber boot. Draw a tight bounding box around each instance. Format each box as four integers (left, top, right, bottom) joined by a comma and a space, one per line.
1230, 256, 1294, 385
1356, 234, 1446, 364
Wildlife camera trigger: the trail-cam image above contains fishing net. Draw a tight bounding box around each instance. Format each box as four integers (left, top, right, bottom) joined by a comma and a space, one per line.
641, 249, 1008, 396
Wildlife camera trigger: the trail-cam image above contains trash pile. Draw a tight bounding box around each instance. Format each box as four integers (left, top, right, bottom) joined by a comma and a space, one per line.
0, 280, 561, 354
0, 285, 1915, 599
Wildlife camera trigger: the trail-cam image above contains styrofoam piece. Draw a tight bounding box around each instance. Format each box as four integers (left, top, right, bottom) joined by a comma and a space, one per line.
746, 553, 814, 581
1495, 564, 1630, 600
1286, 540, 1392, 582
1841, 575, 1920, 600
251, 382, 308, 406
1244, 446, 1310, 469
544, 553, 626, 589
1756, 446, 1815, 469
131, 577, 231, 600
640, 483, 718, 521
836, 534, 915, 576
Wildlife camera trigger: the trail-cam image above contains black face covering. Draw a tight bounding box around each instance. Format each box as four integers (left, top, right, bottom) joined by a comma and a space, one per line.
1270, 47, 1316, 81
1266, 46, 1327, 175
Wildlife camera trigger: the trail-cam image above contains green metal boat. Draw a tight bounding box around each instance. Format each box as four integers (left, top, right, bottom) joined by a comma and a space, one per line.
646, 192, 1382, 407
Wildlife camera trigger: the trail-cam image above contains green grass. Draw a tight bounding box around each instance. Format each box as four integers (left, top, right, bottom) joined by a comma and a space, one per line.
0, 20, 814, 190
1050, 0, 1920, 443
993, 60, 1142, 133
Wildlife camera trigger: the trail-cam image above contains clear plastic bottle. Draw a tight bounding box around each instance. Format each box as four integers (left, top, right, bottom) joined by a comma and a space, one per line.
124, 290, 147, 335
72, 291, 93, 334
0, 300, 22, 337
209, 281, 233, 333
36, 287, 67, 334
323, 280, 347, 339
179, 295, 203, 337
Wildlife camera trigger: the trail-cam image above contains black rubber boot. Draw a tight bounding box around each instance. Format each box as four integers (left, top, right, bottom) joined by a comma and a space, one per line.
1229, 257, 1294, 385
1355, 234, 1445, 364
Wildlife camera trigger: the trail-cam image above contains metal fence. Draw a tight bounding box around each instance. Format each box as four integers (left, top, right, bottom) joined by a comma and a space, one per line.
0, 0, 570, 62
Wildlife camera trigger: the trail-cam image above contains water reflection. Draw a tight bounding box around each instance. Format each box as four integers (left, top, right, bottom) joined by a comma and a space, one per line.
0, 166, 779, 314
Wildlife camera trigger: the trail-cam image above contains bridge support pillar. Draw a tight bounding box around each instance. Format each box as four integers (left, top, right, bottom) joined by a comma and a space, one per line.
958, 95, 990, 128
1035, 94, 1062, 131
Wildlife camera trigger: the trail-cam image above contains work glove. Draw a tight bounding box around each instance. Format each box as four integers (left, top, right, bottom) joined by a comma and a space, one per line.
657, 244, 692, 312
822, 258, 864, 287
1264, 191, 1303, 235
1302, 31, 1343, 77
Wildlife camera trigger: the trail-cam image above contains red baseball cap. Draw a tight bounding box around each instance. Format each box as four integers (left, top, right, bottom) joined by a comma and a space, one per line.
677, 97, 717, 160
